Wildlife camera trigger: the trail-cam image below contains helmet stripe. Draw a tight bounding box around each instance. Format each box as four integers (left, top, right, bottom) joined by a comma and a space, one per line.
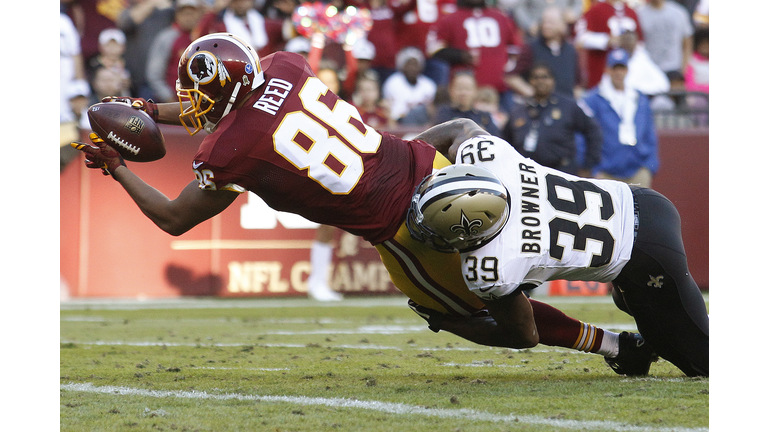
420, 187, 507, 211
422, 176, 506, 198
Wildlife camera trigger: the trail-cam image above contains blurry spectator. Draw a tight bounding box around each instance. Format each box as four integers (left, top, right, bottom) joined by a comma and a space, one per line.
434, 71, 501, 137
351, 72, 393, 129
259, 0, 297, 54
398, 87, 450, 127
117, 0, 176, 99
261, 0, 296, 21
196, 0, 268, 52
668, 0, 699, 26
649, 70, 706, 129
62, 0, 126, 64
575, 0, 643, 90
518, 6, 582, 98
389, 0, 454, 54
90, 66, 132, 104
388, 0, 455, 86
303, 31, 363, 103
426, 0, 526, 109
61, 7, 92, 171
502, 63, 602, 176
87, 28, 131, 92
693, 0, 708, 28
89, 28, 127, 72
668, 72, 688, 103
619, 30, 670, 96
583, 49, 659, 188
82, 66, 133, 131
351, 39, 377, 79
474, 86, 508, 131
316, 60, 344, 99
343, 38, 378, 99
382, 47, 437, 123
684, 27, 708, 94
511, 0, 583, 39
649, 70, 698, 129
146, 0, 204, 102
284, 35, 311, 57
637, 0, 693, 76
363, 0, 398, 85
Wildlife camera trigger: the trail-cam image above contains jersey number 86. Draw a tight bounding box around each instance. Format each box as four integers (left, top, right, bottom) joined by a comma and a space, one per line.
273, 77, 382, 194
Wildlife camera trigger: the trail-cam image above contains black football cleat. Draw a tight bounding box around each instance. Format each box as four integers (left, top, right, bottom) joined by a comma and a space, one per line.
605, 332, 658, 376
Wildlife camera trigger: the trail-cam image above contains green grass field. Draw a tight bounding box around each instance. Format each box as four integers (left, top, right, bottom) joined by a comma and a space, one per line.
60, 295, 708, 431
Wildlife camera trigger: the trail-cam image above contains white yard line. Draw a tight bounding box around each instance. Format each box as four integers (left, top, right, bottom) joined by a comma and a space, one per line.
64, 294, 685, 311
60, 382, 707, 432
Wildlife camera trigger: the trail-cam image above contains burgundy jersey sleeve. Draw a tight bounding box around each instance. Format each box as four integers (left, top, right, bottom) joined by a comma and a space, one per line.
192, 51, 437, 244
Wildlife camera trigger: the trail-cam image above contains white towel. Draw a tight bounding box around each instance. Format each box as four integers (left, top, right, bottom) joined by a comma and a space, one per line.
223, 9, 268, 51
598, 75, 638, 146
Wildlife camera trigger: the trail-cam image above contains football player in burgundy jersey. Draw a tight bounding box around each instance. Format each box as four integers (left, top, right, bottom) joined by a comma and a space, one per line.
409, 120, 709, 377
574, 0, 644, 89
73, 33, 659, 375
426, 0, 524, 99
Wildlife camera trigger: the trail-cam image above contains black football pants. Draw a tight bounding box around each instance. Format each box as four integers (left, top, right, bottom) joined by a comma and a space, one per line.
611, 187, 709, 377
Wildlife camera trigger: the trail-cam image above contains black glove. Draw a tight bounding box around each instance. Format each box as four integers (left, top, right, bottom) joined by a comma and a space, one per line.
407, 299, 445, 333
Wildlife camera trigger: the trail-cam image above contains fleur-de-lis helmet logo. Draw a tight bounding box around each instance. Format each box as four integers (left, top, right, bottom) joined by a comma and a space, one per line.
450, 210, 483, 238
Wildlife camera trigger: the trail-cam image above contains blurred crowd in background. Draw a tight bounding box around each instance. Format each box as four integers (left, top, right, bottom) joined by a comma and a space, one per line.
60, 0, 709, 181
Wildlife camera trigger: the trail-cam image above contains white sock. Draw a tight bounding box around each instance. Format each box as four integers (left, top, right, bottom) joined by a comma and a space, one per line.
597, 331, 620, 358
308, 241, 333, 287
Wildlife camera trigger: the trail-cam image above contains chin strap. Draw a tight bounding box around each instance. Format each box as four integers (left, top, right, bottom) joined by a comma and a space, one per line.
204, 81, 242, 134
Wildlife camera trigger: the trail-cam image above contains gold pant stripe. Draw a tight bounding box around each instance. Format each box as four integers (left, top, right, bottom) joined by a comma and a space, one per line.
379, 237, 481, 316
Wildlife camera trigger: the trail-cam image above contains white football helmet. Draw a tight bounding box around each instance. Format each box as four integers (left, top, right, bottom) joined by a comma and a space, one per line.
406, 165, 510, 252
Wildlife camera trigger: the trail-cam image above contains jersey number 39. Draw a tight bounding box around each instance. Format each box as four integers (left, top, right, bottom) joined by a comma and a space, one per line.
546, 173, 615, 268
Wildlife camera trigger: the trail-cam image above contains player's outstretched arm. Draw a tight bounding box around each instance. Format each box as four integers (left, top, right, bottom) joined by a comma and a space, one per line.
409, 299, 539, 349
414, 118, 489, 162
483, 291, 539, 348
439, 315, 538, 349
100, 96, 185, 126
154, 102, 186, 126
72, 133, 238, 235
113, 167, 239, 236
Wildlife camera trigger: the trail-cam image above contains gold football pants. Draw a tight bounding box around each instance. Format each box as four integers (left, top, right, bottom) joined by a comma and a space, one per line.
374, 151, 485, 316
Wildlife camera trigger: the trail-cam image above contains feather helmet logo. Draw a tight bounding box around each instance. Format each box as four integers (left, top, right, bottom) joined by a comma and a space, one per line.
187, 51, 231, 87
450, 211, 483, 237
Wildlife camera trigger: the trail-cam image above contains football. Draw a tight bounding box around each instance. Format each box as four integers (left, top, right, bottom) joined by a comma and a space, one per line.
87, 102, 166, 162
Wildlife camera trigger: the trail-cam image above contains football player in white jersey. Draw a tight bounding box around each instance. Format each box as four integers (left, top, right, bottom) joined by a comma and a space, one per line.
409, 119, 709, 377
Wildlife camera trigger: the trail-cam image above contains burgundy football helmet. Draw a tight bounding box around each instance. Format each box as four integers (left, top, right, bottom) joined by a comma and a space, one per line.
176, 33, 266, 135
